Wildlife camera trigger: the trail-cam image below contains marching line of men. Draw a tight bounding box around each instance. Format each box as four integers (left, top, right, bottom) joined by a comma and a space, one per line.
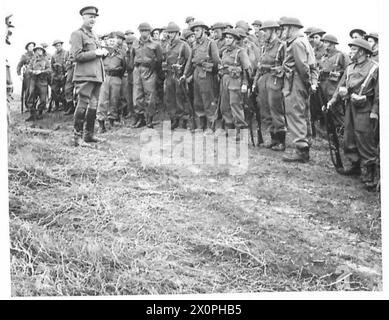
17, 6, 380, 190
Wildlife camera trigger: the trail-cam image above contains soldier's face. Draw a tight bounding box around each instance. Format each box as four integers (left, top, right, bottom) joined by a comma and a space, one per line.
193, 27, 203, 39
225, 35, 234, 46
55, 43, 63, 51
140, 30, 150, 39
188, 35, 195, 44
27, 44, 35, 52
253, 25, 260, 33
35, 49, 43, 56
116, 37, 123, 45
349, 46, 362, 61
312, 35, 322, 46
82, 14, 97, 28
351, 32, 363, 39
107, 38, 116, 47
213, 28, 222, 39
264, 29, 272, 41
367, 38, 377, 49
152, 30, 160, 40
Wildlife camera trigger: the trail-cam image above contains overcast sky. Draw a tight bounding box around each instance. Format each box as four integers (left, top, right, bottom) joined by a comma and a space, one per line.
3, 0, 382, 92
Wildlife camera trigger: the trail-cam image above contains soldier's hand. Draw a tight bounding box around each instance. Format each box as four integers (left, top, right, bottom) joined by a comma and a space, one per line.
179, 75, 186, 82
370, 112, 378, 120
310, 83, 317, 93
241, 84, 248, 93
339, 86, 348, 98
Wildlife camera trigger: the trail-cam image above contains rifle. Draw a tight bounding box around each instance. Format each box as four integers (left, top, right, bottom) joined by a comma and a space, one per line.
20, 78, 25, 114
321, 86, 345, 171
180, 79, 196, 131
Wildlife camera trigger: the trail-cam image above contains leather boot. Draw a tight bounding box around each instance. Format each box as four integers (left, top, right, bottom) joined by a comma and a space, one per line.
271, 131, 286, 151
257, 129, 264, 147
264, 132, 277, 149
73, 108, 85, 146
83, 109, 99, 143
133, 114, 146, 128
338, 161, 361, 176
361, 164, 375, 184
98, 120, 106, 133
171, 118, 179, 130
282, 147, 310, 163
146, 115, 154, 128
64, 101, 75, 115
25, 109, 36, 122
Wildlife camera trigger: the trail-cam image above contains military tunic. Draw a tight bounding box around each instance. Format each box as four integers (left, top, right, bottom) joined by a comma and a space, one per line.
255, 37, 286, 138
283, 34, 318, 150
130, 36, 163, 120
25, 54, 52, 112
332, 58, 379, 167
97, 45, 127, 121
51, 48, 68, 105
164, 38, 192, 123
219, 44, 250, 128
184, 35, 220, 126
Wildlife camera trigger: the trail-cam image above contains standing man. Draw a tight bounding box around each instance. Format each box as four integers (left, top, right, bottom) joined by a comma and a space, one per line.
96, 32, 127, 132
253, 21, 286, 151
211, 22, 227, 56
252, 20, 265, 48
163, 22, 192, 130
130, 22, 163, 128
327, 39, 379, 189
50, 40, 67, 111
25, 46, 51, 121
182, 21, 220, 133
63, 45, 76, 115
124, 35, 137, 123
70, 6, 108, 145
218, 29, 250, 135
280, 17, 318, 163
17, 41, 36, 108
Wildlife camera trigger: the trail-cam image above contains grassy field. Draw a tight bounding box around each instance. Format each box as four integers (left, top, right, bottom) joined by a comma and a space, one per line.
8, 99, 381, 296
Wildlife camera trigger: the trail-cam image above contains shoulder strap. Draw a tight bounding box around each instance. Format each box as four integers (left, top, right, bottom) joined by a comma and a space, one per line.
234, 48, 241, 65
275, 42, 284, 63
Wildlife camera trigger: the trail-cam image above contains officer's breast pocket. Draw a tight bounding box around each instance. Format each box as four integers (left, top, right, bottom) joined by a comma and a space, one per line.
84, 38, 96, 51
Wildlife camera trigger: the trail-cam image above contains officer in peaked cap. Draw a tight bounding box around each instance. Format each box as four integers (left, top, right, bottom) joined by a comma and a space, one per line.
50, 39, 68, 112
79, 6, 99, 16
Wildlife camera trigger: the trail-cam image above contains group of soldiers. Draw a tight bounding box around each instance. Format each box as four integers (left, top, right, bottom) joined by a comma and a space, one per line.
15, 6, 380, 190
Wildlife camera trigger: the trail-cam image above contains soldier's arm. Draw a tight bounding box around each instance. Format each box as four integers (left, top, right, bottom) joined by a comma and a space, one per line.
16, 55, 26, 75
183, 47, 194, 78
70, 30, 97, 62
371, 69, 379, 115
292, 41, 311, 85
239, 50, 251, 86
210, 41, 221, 66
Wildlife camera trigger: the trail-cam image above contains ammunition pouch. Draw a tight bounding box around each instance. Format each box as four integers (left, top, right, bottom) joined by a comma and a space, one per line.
202, 61, 214, 72
350, 93, 367, 107
228, 66, 242, 79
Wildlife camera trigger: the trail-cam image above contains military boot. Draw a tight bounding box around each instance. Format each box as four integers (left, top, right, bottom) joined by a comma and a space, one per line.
257, 129, 264, 147
338, 161, 361, 176
83, 108, 99, 143
98, 120, 106, 134
146, 115, 154, 129
73, 108, 85, 146
271, 131, 286, 151
64, 101, 75, 115
180, 119, 188, 130
133, 114, 146, 128
199, 116, 207, 131
264, 132, 277, 149
25, 109, 36, 122
361, 164, 375, 184
282, 147, 310, 163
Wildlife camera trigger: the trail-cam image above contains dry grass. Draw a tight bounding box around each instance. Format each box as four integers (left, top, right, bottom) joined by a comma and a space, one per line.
8, 101, 382, 296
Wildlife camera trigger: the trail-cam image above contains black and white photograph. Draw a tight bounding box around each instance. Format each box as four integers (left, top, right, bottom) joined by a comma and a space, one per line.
1, 0, 387, 299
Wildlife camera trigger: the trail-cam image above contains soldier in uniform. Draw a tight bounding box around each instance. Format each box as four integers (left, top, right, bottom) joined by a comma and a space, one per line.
163, 22, 192, 130
182, 29, 195, 46
124, 35, 137, 122
17, 41, 36, 107
309, 28, 326, 63
50, 40, 67, 111
182, 21, 220, 134
70, 6, 108, 145
349, 28, 366, 40
25, 46, 52, 121
280, 17, 318, 163
130, 22, 163, 128
235, 20, 260, 48
252, 20, 265, 48
211, 22, 227, 56
96, 32, 127, 132
253, 21, 286, 151
327, 39, 379, 189
63, 44, 76, 115
365, 32, 378, 62
319, 34, 349, 126
218, 28, 251, 137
